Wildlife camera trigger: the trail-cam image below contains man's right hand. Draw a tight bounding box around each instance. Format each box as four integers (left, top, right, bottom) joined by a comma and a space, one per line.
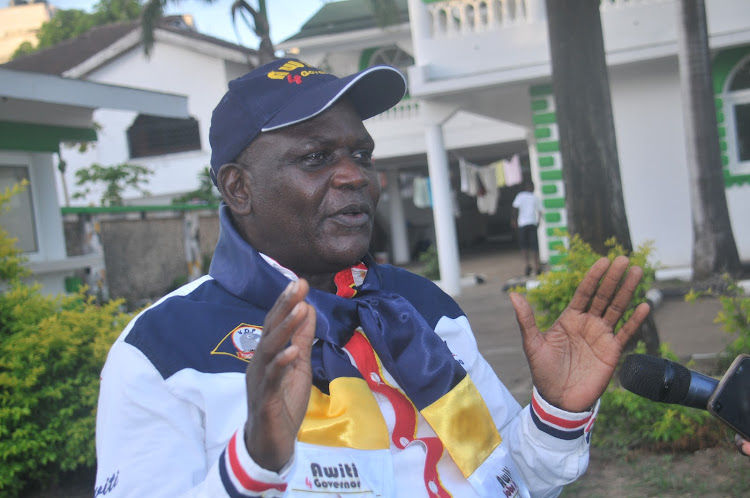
244, 279, 316, 472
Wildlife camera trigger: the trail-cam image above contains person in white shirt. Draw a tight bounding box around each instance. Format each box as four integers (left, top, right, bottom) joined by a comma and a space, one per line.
512, 180, 543, 276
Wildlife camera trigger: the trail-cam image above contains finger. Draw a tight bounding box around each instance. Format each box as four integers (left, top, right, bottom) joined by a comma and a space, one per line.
509, 292, 544, 356
568, 257, 611, 312
290, 302, 316, 357
613, 302, 651, 349
735, 434, 750, 457
248, 302, 316, 391
264, 279, 310, 331
602, 264, 644, 326
258, 298, 312, 361
588, 256, 630, 317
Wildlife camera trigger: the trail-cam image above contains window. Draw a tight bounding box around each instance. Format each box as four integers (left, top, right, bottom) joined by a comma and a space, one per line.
0, 165, 38, 253
368, 46, 414, 74
725, 56, 750, 172
127, 115, 201, 158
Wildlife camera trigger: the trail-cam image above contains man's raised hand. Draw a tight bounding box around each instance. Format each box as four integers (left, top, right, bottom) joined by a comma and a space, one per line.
244, 279, 316, 472
509, 256, 651, 413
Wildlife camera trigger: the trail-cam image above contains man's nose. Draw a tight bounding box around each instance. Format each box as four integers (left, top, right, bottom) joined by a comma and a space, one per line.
331, 156, 370, 189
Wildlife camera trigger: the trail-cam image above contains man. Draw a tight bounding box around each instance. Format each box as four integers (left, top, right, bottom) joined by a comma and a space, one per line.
511, 180, 543, 277
94, 58, 650, 497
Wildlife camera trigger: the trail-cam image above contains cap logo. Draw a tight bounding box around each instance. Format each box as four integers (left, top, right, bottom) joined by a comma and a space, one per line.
267, 60, 328, 84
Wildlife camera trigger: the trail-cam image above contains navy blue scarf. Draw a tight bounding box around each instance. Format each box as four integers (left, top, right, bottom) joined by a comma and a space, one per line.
209, 205, 465, 411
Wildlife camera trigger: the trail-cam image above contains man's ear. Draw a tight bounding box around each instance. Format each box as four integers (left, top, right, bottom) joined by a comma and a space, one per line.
217, 163, 252, 216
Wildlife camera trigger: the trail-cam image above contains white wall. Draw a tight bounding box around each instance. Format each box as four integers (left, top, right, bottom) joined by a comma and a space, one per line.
59, 39, 250, 206
610, 57, 693, 270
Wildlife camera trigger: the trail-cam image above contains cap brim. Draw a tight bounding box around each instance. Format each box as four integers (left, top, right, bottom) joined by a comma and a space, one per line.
262, 65, 407, 132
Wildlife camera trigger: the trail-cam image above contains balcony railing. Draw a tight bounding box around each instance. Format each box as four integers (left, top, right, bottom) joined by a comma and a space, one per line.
366, 99, 421, 122
425, 0, 530, 38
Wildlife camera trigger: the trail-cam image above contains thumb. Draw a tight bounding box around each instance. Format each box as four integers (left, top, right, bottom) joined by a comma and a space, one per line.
509, 292, 542, 352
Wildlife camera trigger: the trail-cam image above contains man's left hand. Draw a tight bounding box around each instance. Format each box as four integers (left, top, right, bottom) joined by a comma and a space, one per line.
509, 256, 651, 413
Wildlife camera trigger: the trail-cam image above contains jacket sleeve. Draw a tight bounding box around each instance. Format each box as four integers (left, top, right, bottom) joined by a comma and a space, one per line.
436, 314, 595, 498
94, 339, 293, 497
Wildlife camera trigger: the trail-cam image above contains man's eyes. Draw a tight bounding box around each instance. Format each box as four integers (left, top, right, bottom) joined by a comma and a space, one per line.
301, 150, 374, 165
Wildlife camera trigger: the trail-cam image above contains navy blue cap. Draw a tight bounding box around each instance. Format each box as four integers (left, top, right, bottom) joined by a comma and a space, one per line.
209, 58, 407, 184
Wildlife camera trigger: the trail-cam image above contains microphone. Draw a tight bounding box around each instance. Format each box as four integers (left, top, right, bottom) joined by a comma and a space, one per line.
619, 354, 718, 409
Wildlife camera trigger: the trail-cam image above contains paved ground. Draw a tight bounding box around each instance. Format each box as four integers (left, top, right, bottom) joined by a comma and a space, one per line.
417, 242, 735, 404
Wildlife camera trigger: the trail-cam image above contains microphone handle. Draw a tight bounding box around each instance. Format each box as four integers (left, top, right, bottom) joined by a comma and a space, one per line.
683, 371, 719, 409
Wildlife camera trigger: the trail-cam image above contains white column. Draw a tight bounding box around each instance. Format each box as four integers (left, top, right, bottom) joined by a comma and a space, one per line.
526, 130, 549, 264
424, 122, 461, 296
386, 170, 410, 264
407, 0, 432, 62
526, 0, 547, 23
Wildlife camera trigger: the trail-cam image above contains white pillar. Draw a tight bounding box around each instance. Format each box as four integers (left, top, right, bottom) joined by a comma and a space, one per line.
424, 122, 461, 296
407, 0, 431, 62
526, 0, 547, 23
526, 130, 549, 264
386, 170, 410, 265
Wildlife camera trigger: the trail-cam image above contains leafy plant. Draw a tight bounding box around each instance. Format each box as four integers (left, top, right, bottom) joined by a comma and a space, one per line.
0, 184, 134, 496
686, 276, 750, 370
518, 235, 655, 332
171, 167, 221, 205
0, 181, 31, 282
73, 162, 153, 206
418, 244, 440, 280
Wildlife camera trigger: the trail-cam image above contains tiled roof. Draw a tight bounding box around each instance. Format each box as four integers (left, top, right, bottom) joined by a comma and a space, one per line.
2, 16, 257, 75
283, 0, 409, 42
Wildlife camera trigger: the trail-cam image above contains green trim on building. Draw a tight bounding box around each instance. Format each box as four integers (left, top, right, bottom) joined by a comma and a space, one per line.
725, 174, 750, 187
713, 46, 750, 93
538, 156, 555, 167
534, 127, 552, 139
543, 197, 565, 209
549, 241, 566, 252
548, 254, 565, 265
61, 204, 219, 215
359, 47, 380, 71
541, 184, 557, 195
547, 227, 568, 237
529, 84, 554, 97
537, 141, 560, 153
0, 121, 97, 153
540, 170, 563, 181
545, 212, 562, 223
531, 99, 549, 112
713, 45, 750, 187
532, 112, 556, 125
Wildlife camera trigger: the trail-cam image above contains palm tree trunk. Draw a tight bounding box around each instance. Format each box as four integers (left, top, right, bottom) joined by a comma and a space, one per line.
544, 0, 633, 255
675, 0, 741, 280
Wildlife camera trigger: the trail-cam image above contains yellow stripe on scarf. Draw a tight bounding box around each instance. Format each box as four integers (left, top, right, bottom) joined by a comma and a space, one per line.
299, 377, 390, 450
421, 375, 502, 477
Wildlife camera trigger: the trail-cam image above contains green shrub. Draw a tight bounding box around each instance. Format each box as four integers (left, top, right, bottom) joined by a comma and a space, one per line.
419, 244, 440, 280
0, 184, 134, 496
686, 277, 750, 370
519, 235, 654, 332
516, 235, 728, 451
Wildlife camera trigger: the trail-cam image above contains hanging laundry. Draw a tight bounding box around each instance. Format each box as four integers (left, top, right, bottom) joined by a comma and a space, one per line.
503, 154, 522, 187
476, 163, 499, 215
458, 157, 479, 195
413, 176, 432, 208
490, 160, 506, 187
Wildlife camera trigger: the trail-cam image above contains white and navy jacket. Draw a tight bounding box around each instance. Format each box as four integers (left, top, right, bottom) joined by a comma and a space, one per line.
94, 208, 597, 497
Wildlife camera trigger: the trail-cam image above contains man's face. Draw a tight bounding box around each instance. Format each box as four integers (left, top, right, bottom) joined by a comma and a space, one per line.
235, 99, 380, 275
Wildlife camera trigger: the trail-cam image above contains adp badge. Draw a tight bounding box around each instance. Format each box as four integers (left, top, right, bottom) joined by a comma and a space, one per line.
211, 323, 263, 362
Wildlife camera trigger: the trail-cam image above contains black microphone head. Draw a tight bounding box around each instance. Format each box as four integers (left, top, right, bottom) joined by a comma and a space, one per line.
620, 354, 692, 404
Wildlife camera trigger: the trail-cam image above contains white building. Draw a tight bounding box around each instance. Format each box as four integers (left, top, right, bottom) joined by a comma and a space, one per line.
4, 16, 260, 206
0, 67, 188, 294
277, 0, 750, 293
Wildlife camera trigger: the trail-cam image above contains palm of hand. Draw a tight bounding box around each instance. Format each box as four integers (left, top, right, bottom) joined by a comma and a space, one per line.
510, 256, 651, 413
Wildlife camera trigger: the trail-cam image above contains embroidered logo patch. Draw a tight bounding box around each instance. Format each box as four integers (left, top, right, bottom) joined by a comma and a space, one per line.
211, 323, 263, 362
